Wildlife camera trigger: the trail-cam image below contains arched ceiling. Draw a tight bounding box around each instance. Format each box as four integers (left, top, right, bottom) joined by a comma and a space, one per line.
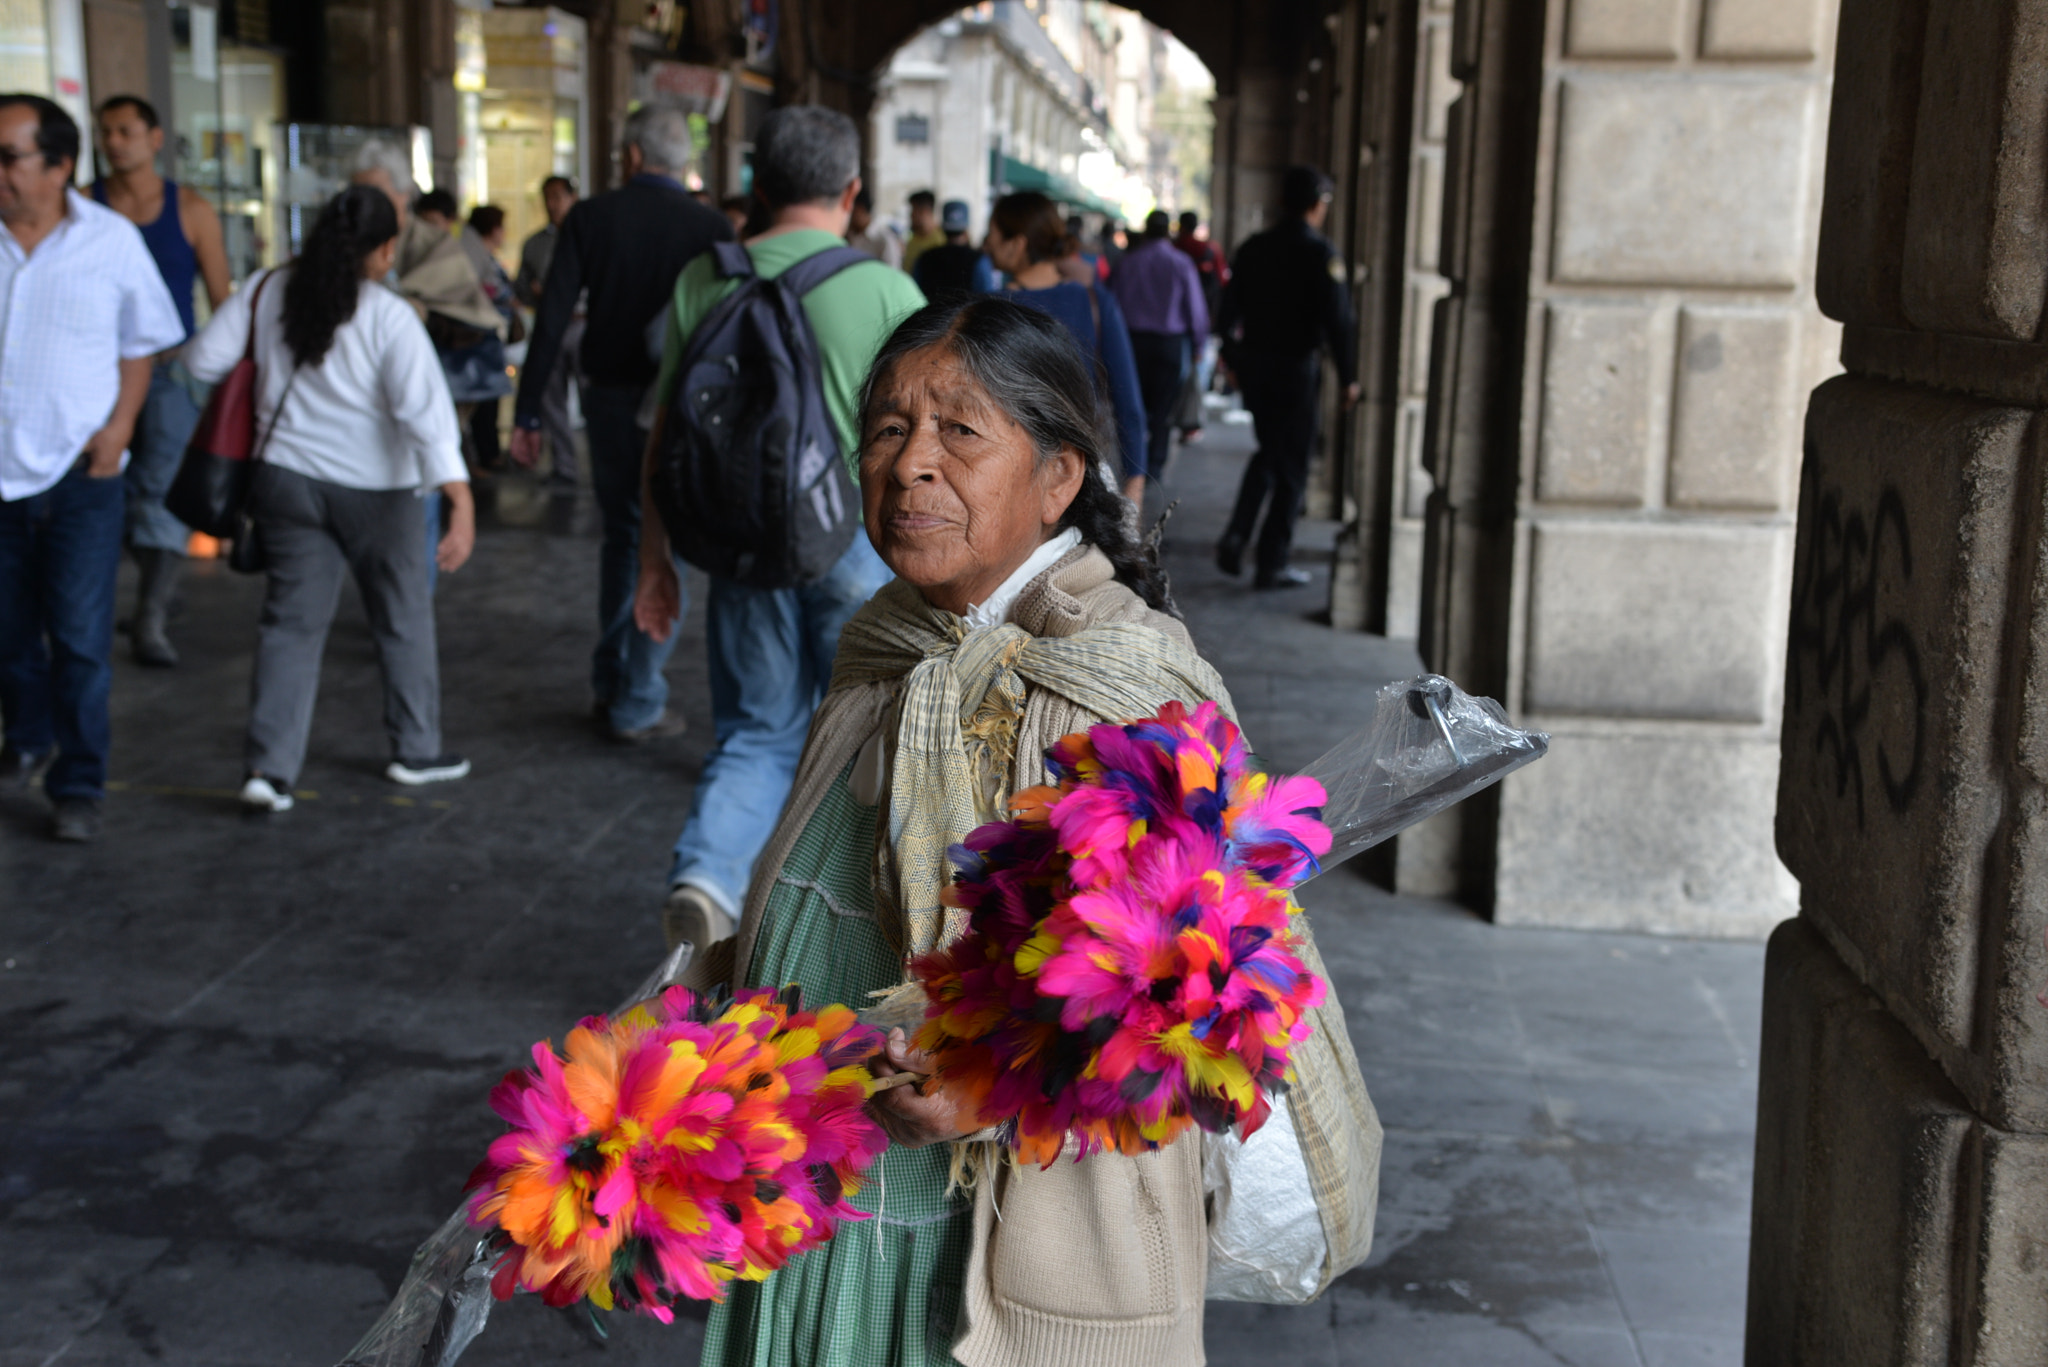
807, 0, 1243, 91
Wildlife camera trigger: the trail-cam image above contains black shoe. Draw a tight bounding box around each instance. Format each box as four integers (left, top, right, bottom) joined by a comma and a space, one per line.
1, 743, 53, 785
50, 797, 102, 842
1254, 566, 1314, 590
1215, 535, 1246, 577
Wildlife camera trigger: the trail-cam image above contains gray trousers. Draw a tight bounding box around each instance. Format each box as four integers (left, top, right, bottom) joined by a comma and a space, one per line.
245, 464, 441, 784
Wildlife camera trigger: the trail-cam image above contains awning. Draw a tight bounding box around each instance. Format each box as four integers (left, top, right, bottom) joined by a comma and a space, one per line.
996, 154, 1119, 217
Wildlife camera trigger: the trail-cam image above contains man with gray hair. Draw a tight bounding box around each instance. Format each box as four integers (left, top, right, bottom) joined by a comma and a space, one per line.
508, 101, 730, 743
630, 104, 924, 954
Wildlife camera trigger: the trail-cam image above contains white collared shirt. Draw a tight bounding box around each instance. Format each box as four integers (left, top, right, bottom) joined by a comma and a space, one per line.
0, 189, 185, 501
185, 266, 467, 493
963, 527, 1084, 632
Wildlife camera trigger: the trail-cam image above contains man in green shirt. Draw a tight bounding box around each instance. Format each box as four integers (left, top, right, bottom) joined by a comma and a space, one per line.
634, 105, 926, 952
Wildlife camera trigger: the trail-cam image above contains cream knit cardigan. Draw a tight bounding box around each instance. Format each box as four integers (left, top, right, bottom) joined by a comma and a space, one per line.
691, 547, 1235, 1365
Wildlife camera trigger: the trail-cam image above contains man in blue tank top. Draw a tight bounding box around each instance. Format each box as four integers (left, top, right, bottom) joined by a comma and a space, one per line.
91, 95, 230, 667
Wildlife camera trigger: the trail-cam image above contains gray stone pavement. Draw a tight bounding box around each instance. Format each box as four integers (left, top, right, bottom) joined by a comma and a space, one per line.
0, 407, 1760, 1366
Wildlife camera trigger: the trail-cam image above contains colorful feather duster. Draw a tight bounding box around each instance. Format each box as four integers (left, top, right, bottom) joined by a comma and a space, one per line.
465, 985, 889, 1320
911, 700, 1331, 1168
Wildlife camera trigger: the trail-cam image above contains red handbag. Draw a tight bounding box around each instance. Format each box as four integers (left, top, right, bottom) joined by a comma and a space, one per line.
165, 271, 282, 540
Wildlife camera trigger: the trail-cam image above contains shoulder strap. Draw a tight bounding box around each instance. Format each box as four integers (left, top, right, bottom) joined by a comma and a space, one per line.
712, 240, 755, 280
241, 269, 277, 365
775, 244, 875, 298
246, 269, 295, 465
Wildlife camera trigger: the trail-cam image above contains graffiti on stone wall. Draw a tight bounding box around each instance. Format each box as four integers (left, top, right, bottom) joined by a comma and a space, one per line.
1785, 454, 1928, 828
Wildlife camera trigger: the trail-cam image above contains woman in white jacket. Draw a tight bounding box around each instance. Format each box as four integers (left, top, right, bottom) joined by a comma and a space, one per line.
186, 185, 475, 812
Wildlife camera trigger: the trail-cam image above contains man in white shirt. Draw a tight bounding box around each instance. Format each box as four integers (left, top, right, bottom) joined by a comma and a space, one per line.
0, 95, 183, 842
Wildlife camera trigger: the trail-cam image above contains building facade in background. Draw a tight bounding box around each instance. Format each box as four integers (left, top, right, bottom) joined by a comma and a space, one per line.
868, 1, 1209, 239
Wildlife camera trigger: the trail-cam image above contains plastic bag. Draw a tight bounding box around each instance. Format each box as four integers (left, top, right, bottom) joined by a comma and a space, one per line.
1200, 674, 1542, 1303
1299, 673, 1548, 878
1203, 1097, 1326, 1302
332, 942, 697, 1367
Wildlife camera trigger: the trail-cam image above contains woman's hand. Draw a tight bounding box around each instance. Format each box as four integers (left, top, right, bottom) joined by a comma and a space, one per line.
436, 482, 475, 573
868, 1028, 981, 1149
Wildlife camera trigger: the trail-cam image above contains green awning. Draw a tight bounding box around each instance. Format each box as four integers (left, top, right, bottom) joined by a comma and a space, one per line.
997, 154, 1119, 217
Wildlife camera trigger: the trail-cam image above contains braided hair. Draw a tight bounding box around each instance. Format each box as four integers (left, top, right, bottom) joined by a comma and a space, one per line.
856, 295, 1176, 615
281, 184, 398, 369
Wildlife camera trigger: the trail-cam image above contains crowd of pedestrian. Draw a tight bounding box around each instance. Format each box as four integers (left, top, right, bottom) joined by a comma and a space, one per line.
0, 82, 1355, 956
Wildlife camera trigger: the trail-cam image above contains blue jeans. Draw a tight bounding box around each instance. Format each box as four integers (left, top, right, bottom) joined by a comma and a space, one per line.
586, 384, 685, 732
0, 464, 127, 799
127, 360, 206, 553
667, 532, 894, 912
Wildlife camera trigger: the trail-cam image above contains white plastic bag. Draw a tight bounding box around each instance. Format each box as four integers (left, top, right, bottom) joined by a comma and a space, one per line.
1203, 1098, 1327, 1303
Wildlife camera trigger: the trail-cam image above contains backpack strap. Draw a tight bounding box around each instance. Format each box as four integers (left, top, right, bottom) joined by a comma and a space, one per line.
712, 240, 756, 280
775, 244, 876, 298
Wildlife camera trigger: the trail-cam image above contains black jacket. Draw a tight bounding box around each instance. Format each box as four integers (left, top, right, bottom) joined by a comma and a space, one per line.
515, 175, 733, 420
1216, 218, 1357, 384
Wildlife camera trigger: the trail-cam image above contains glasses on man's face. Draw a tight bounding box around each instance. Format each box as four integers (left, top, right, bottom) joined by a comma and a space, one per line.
0, 147, 44, 169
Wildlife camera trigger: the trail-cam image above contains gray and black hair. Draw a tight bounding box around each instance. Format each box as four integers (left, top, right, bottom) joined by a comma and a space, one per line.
857, 296, 1175, 614
351, 138, 416, 198
752, 105, 860, 210
0, 94, 79, 171
623, 100, 693, 173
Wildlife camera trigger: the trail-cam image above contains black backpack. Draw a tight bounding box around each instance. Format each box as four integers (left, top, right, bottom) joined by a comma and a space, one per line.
652, 241, 871, 589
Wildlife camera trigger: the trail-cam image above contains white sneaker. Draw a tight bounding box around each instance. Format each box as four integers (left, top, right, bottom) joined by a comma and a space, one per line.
386, 754, 472, 785
662, 884, 735, 952
240, 774, 294, 812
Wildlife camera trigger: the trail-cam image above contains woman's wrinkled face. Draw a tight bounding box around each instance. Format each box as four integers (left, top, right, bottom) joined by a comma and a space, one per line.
860, 344, 1085, 617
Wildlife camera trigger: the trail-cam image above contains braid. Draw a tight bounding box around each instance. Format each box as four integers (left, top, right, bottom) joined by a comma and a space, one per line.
1057, 466, 1177, 616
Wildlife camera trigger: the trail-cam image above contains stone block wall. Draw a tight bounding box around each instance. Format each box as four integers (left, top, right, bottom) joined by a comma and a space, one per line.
1750, 0, 2048, 1358
1381, 0, 1457, 642
1487, 0, 1841, 936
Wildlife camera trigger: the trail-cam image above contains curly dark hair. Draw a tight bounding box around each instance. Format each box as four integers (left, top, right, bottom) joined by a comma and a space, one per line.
282, 185, 398, 369
857, 295, 1175, 615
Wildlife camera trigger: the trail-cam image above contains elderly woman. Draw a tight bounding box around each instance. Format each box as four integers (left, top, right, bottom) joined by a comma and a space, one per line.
681, 294, 1236, 1365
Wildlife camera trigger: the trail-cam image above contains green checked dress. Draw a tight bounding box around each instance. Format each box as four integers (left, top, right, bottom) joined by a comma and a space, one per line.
700, 763, 972, 1367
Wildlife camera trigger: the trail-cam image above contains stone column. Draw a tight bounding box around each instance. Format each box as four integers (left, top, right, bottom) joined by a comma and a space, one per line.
1411, 0, 1838, 930
1748, 0, 2048, 1358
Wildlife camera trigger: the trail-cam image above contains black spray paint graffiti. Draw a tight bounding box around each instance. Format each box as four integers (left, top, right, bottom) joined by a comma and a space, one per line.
1785, 454, 1928, 829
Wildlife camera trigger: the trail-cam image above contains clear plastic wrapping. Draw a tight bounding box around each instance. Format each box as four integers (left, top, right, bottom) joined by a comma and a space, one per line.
1299, 673, 1548, 877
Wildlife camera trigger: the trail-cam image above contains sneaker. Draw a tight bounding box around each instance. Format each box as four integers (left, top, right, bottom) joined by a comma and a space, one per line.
1, 743, 53, 786
386, 754, 472, 785
1254, 565, 1314, 590
608, 709, 688, 745
662, 884, 735, 953
239, 774, 295, 812
49, 797, 102, 843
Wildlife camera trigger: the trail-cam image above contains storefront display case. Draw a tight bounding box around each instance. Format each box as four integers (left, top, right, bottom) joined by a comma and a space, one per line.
168, 1, 283, 283
274, 122, 432, 259
454, 5, 586, 267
